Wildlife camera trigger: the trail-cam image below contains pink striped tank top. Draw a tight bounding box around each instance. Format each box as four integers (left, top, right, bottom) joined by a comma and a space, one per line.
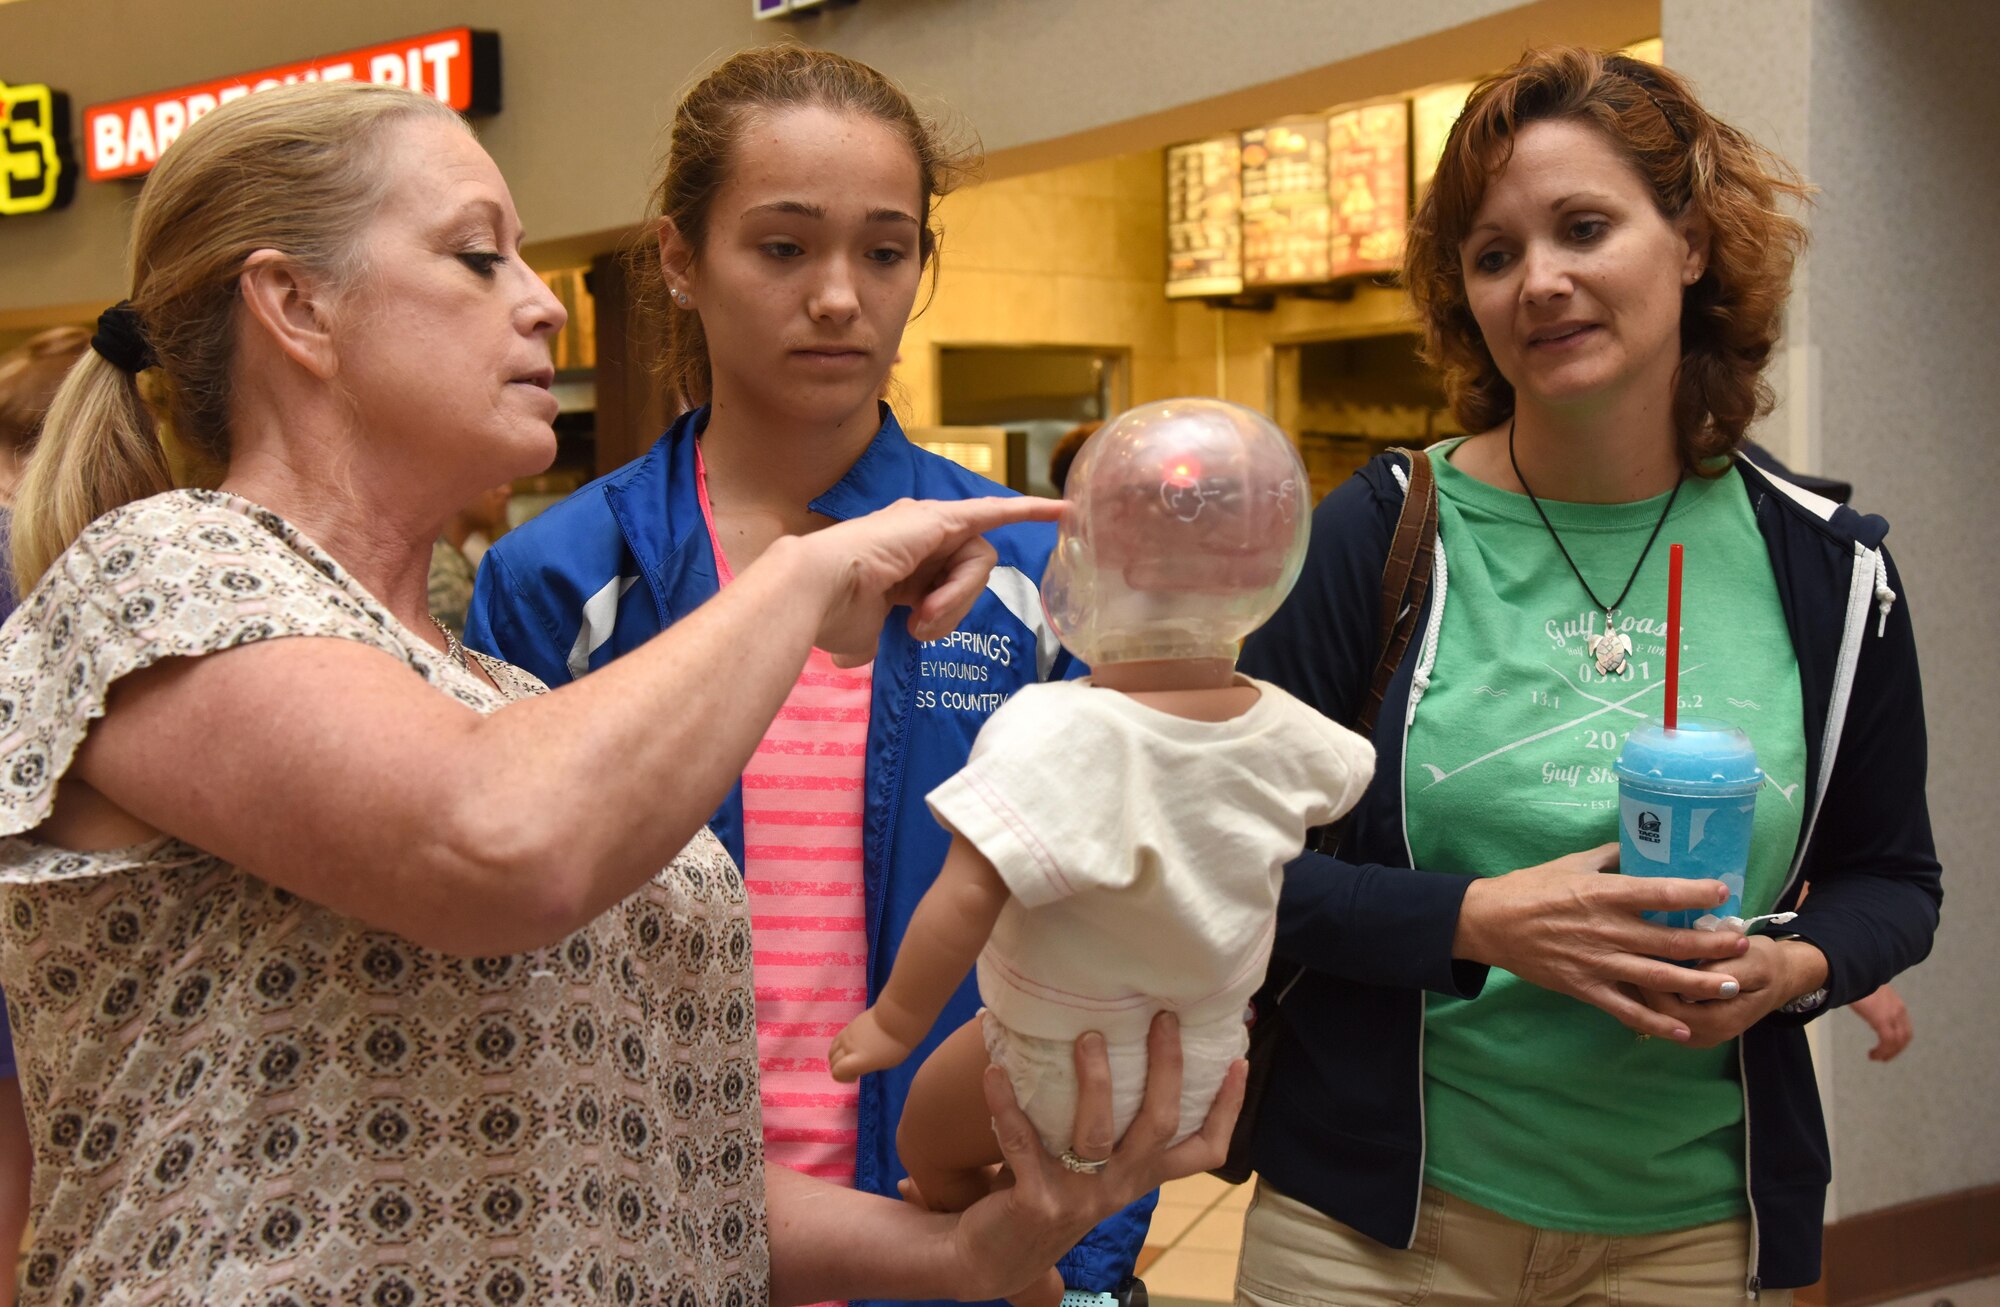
697, 446, 871, 1189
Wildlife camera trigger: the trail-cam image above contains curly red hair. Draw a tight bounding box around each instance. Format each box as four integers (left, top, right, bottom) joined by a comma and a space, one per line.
1404, 47, 1811, 472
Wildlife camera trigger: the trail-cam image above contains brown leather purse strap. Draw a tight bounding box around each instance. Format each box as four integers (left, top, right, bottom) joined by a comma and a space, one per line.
1356, 448, 1439, 739
1311, 449, 1438, 859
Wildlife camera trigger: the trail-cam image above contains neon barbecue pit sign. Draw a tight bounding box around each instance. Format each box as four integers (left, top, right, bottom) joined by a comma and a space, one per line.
83, 28, 500, 183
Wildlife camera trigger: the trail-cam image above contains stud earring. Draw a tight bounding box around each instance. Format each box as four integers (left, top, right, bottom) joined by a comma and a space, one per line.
673, 289, 691, 308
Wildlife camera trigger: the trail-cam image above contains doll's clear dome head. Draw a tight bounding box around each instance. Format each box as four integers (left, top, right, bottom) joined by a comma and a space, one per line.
1041, 398, 1310, 666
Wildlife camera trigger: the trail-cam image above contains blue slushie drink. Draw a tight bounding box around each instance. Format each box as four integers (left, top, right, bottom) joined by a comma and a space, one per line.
1614, 718, 1762, 929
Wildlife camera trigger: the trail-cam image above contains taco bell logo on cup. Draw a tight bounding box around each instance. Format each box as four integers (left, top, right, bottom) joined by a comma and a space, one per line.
1614, 719, 1762, 930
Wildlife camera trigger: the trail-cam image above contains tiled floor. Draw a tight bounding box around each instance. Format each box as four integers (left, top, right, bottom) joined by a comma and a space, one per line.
1139, 1172, 1250, 1303
1136, 1180, 1999, 1307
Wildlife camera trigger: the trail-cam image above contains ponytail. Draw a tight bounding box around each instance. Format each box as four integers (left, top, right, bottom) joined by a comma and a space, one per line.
11, 351, 170, 592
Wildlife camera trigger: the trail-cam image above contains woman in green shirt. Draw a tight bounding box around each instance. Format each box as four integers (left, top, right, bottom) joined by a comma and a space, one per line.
1235, 46, 1941, 1306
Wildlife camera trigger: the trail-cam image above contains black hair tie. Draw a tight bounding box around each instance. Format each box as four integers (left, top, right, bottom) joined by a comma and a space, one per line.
91, 302, 158, 375
1636, 83, 1691, 147
1613, 62, 1692, 148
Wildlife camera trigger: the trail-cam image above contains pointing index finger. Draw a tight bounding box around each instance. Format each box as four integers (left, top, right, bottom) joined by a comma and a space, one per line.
942, 495, 1064, 537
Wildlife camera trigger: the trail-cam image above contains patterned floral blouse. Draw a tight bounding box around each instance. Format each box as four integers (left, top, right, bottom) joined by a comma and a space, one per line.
0, 491, 768, 1306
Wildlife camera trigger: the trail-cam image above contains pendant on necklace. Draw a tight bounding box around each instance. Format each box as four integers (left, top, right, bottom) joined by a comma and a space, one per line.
1588, 616, 1634, 676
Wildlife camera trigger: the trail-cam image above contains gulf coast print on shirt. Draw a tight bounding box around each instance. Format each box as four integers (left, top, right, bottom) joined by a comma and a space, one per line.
1412, 516, 1803, 826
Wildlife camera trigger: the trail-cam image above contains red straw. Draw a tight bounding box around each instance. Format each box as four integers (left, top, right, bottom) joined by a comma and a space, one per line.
1664, 543, 1683, 730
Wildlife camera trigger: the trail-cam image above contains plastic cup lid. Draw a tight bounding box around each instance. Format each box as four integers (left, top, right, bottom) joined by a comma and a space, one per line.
1615, 716, 1764, 794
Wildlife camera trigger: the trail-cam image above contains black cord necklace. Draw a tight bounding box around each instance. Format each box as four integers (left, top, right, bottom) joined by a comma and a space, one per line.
1507, 416, 1683, 676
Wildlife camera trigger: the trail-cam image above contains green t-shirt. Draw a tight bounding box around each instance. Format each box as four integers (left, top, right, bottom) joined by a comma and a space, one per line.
1410, 439, 1805, 1234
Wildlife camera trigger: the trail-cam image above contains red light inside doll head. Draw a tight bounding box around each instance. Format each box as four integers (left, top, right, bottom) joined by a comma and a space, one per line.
1041, 398, 1310, 665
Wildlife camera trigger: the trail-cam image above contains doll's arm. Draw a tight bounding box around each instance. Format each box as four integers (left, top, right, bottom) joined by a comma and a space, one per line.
830, 832, 1010, 1082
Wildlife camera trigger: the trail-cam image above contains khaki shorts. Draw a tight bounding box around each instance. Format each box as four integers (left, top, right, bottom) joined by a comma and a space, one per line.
1235, 1180, 1790, 1307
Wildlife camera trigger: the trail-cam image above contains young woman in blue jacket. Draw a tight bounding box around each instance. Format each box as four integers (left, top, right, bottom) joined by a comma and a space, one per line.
1234, 48, 1940, 1306
466, 47, 1158, 1305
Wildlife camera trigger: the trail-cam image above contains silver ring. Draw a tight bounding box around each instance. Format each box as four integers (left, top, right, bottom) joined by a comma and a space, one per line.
1059, 1149, 1110, 1175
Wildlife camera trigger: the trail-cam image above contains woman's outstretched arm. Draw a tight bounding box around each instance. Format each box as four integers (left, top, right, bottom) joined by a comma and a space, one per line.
60, 497, 1057, 956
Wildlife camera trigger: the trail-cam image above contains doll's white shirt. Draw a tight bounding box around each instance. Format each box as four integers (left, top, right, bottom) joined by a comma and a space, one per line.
926, 674, 1375, 1044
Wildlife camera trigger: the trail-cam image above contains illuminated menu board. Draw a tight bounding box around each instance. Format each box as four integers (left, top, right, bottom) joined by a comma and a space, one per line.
1326, 102, 1409, 279
1412, 81, 1474, 195
1240, 119, 1329, 287
1165, 136, 1244, 299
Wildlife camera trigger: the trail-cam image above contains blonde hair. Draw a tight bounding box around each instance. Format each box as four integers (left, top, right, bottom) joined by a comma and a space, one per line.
641, 44, 978, 411
11, 82, 465, 592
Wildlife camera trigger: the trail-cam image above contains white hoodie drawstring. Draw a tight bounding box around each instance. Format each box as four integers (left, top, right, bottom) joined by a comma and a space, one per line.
1873, 552, 1897, 637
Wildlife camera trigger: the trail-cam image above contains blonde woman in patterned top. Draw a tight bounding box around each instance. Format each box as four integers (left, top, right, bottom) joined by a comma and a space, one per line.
0, 84, 1238, 1306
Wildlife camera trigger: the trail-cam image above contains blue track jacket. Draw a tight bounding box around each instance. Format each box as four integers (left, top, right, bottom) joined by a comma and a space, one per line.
1237, 451, 1942, 1296
466, 406, 1154, 1300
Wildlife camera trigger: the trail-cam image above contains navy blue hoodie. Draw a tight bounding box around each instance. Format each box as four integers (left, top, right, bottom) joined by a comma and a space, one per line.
1237, 451, 1941, 1296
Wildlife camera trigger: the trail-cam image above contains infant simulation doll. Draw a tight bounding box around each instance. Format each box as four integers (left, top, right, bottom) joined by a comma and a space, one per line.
828, 398, 1374, 1212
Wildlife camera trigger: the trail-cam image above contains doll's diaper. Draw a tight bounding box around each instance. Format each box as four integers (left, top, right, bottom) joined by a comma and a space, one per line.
982, 1010, 1250, 1155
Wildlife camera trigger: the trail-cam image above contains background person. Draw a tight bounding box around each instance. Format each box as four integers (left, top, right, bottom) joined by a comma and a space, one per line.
465, 47, 1155, 1305
1848, 983, 1913, 1062
0, 81, 1225, 1306
1046, 420, 1100, 497
0, 325, 87, 1307
0, 327, 90, 622
1234, 47, 1939, 1306
429, 480, 513, 636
